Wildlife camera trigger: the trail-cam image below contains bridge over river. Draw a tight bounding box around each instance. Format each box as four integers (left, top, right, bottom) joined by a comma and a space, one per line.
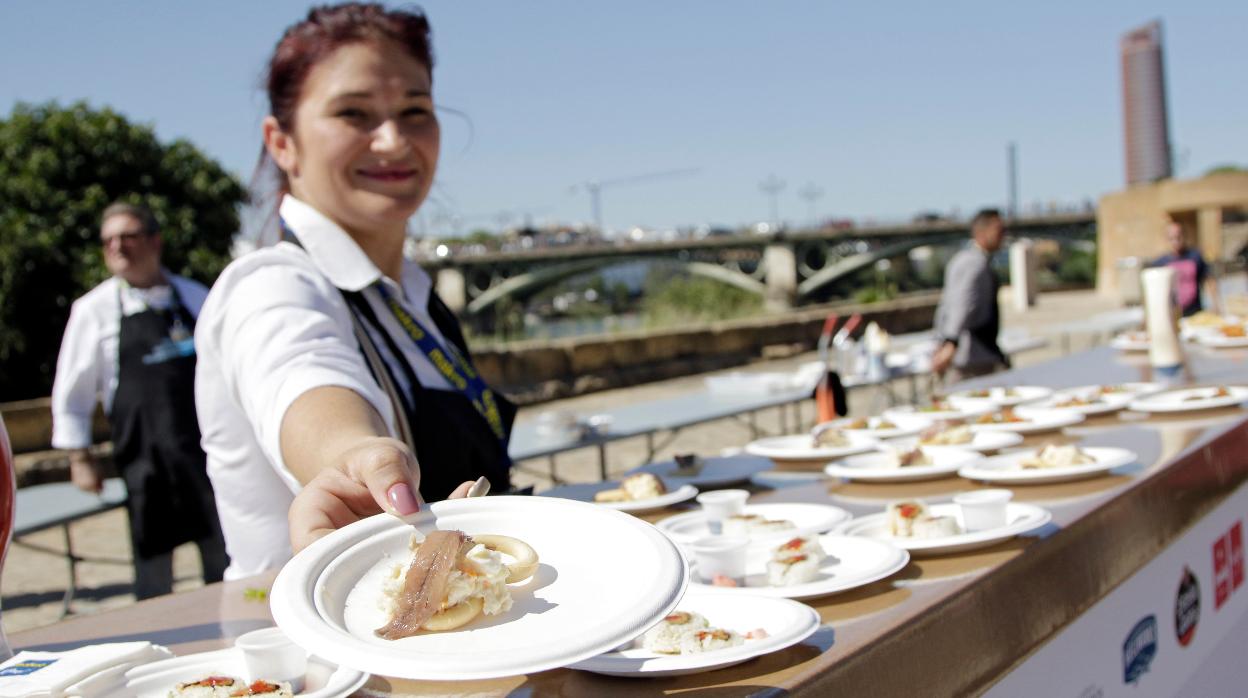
425, 212, 1095, 318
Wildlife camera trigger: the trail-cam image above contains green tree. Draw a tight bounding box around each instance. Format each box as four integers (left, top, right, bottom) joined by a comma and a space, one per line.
0, 101, 245, 399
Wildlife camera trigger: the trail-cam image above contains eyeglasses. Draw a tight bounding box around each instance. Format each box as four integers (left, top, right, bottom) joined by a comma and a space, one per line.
100, 230, 150, 247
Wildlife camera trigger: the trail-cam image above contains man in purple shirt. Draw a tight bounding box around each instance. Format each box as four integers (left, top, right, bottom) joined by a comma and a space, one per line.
1151, 218, 1220, 318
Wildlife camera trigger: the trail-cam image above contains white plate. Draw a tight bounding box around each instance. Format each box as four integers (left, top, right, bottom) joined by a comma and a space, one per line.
593, 484, 699, 513
969, 408, 1085, 434
887, 431, 1024, 453
1019, 389, 1135, 416
883, 402, 995, 423
959, 447, 1138, 485
818, 413, 933, 440
947, 385, 1052, 407
745, 431, 878, 461
688, 534, 910, 599
117, 646, 367, 698
823, 447, 982, 483
1110, 333, 1150, 352
270, 497, 688, 681
627, 455, 772, 489
1128, 386, 1248, 413
1195, 332, 1248, 348
748, 470, 828, 489
838, 502, 1051, 556
656, 503, 852, 545
570, 591, 821, 677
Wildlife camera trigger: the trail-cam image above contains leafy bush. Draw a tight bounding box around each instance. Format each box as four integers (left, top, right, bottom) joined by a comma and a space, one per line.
642, 267, 762, 326
0, 102, 244, 399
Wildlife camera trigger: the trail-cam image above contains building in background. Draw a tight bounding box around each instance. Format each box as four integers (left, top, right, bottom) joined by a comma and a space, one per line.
1120, 20, 1172, 186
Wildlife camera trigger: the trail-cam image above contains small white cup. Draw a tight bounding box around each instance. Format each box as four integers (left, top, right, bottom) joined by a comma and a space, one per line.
954, 489, 1013, 532
689, 536, 748, 584
235, 626, 308, 693
696, 489, 749, 524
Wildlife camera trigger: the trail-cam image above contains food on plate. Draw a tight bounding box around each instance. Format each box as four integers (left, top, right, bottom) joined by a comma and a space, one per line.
917, 399, 954, 413
640, 610, 750, 655
886, 500, 964, 539
766, 535, 827, 585
976, 408, 1026, 425
919, 423, 974, 445
594, 472, 668, 502
170, 677, 292, 698
1020, 444, 1095, 470
642, 611, 710, 654
883, 447, 932, 468
722, 514, 797, 538
1182, 386, 1231, 402
844, 417, 898, 430
1218, 325, 1246, 338
773, 536, 827, 563
1052, 395, 1103, 408
1098, 384, 1131, 395
1187, 311, 1226, 327
375, 530, 538, 639
810, 425, 850, 448
680, 628, 745, 653
711, 574, 739, 588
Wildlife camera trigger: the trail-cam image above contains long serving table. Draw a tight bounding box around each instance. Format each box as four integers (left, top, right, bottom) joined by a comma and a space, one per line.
508, 332, 1050, 484
14, 343, 1242, 696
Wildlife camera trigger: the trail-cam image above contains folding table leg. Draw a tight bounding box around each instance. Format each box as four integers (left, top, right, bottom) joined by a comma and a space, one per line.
547, 455, 558, 483
59, 523, 75, 619
597, 443, 608, 481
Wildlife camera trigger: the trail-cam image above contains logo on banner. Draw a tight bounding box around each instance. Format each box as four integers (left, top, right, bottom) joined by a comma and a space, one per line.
1212, 521, 1244, 610
1122, 615, 1157, 685
1175, 567, 1200, 647
0, 659, 57, 677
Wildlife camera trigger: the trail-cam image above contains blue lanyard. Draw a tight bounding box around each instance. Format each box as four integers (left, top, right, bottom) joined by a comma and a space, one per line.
372, 283, 506, 441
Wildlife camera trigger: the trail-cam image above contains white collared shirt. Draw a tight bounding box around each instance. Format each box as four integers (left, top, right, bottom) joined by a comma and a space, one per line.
194, 194, 454, 579
50, 272, 208, 450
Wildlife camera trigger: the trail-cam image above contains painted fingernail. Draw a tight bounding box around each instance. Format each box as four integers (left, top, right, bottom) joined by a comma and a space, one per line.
387, 483, 421, 516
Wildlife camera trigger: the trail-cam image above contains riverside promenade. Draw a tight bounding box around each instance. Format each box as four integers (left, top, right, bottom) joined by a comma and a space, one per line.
0, 288, 1140, 635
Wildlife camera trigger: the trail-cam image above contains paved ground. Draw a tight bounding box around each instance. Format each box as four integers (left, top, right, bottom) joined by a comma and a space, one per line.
1, 288, 1128, 637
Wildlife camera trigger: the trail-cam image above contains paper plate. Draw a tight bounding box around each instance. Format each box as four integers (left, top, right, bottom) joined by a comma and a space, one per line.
592, 484, 699, 513
838, 502, 1051, 556
823, 447, 981, 483
570, 590, 821, 677
958, 447, 1137, 485
947, 385, 1052, 407
748, 469, 828, 489
883, 402, 995, 423
1110, 333, 1150, 352
656, 503, 851, 546
627, 455, 772, 489
888, 431, 1024, 454
818, 413, 933, 440
1194, 331, 1248, 348
969, 408, 1085, 434
116, 646, 367, 698
1018, 391, 1134, 416
1128, 386, 1248, 413
688, 534, 909, 599
270, 497, 688, 681
744, 431, 878, 461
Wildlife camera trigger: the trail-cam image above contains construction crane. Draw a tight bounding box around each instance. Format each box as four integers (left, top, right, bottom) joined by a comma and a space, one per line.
570, 167, 701, 233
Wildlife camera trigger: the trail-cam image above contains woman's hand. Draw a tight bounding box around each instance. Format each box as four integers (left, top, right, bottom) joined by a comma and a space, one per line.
287, 436, 480, 553
288, 436, 422, 553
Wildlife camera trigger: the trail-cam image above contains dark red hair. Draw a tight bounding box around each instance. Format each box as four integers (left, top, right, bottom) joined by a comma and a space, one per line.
266, 2, 434, 133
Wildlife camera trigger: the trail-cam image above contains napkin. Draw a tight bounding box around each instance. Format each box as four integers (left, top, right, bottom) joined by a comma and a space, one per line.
0, 642, 172, 698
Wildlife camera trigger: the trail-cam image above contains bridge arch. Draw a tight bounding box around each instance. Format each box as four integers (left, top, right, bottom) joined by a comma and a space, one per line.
464, 256, 766, 316
796, 233, 962, 300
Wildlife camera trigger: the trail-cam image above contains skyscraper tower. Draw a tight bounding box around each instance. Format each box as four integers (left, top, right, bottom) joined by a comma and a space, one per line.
1120, 20, 1172, 185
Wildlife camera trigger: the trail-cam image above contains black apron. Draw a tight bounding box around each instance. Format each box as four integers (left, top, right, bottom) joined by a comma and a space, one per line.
969, 270, 1011, 369
111, 286, 223, 559
344, 288, 515, 502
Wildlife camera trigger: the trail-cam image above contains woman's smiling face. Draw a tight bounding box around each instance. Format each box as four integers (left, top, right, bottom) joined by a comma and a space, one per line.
269, 38, 440, 236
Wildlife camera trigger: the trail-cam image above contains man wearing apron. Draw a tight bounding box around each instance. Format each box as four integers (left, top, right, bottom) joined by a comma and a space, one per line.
52, 202, 227, 599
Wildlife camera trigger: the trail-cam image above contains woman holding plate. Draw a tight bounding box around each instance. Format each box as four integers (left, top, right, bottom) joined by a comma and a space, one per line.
195, 3, 513, 578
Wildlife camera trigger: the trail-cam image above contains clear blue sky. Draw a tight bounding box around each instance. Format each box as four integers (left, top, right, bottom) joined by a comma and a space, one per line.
3, 1, 1245, 236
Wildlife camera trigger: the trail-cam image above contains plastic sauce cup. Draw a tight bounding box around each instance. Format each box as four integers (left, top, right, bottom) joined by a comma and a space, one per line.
953, 489, 1013, 532
696, 489, 749, 523
235, 626, 308, 693
689, 536, 749, 585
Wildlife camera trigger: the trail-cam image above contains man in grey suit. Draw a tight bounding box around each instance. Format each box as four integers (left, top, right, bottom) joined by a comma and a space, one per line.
931, 208, 1010, 382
